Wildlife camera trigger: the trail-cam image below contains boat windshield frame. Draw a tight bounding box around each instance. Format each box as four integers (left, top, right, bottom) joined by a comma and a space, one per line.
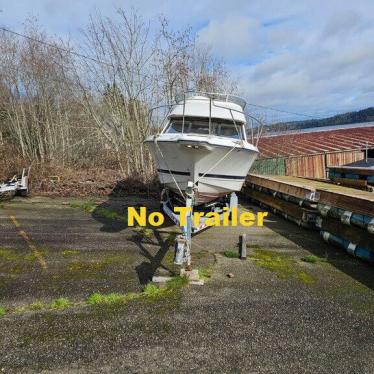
164, 117, 246, 141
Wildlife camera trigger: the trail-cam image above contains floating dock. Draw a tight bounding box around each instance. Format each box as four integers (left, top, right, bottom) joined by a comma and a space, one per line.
244, 174, 374, 262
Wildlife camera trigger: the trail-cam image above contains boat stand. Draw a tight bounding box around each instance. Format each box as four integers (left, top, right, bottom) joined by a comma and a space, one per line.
159, 181, 238, 284
0, 167, 31, 198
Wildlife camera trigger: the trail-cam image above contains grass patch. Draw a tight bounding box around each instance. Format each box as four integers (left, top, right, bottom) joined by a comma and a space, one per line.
0, 248, 18, 261
94, 207, 126, 222
223, 250, 239, 258
61, 250, 80, 257
67, 261, 107, 272
251, 249, 316, 284
143, 283, 164, 297
24, 251, 47, 261
246, 243, 262, 250
0, 307, 6, 317
28, 301, 45, 311
301, 255, 327, 264
165, 275, 189, 290
251, 249, 294, 279
70, 201, 126, 222
86, 292, 138, 306
198, 266, 214, 280
15, 301, 45, 314
297, 271, 315, 284
49, 298, 71, 309
143, 276, 188, 299
134, 226, 154, 238
70, 201, 97, 213
0, 248, 46, 262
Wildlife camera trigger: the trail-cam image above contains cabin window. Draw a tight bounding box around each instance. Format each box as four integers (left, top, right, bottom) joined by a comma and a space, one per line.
189, 121, 210, 134
166, 122, 183, 133
166, 118, 244, 139
213, 123, 242, 139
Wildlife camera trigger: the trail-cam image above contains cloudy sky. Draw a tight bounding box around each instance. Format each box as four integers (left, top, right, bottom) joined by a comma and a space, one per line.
1, 0, 374, 121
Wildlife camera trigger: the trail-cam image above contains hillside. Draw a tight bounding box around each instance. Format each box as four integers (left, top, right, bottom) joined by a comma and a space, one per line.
267, 107, 374, 132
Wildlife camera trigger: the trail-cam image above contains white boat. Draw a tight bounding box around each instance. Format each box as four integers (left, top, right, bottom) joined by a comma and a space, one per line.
145, 92, 259, 205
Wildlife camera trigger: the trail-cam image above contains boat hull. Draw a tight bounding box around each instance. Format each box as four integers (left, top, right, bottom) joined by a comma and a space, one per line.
145, 136, 258, 204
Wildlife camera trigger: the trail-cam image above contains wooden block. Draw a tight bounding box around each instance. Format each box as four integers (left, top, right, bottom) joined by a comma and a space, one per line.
334, 177, 367, 189
152, 276, 173, 283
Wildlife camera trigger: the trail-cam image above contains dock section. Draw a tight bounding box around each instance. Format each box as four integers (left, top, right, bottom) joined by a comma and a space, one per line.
243, 174, 374, 262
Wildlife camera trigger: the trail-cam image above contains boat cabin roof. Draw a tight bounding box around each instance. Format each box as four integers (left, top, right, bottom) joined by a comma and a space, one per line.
169, 94, 246, 124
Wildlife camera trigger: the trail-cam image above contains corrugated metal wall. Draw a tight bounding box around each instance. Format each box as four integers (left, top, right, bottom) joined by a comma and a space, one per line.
250, 158, 286, 175
252, 151, 364, 178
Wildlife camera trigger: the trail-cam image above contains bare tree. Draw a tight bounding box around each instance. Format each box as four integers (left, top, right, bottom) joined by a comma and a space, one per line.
0, 9, 238, 184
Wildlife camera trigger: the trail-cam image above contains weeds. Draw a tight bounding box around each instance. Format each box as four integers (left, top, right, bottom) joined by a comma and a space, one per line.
70, 201, 97, 213
61, 250, 80, 257
223, 250, 239, 258
0, 248, 18, 261
50, 298, 71, 309
165, 275, 188, 290
198, 266, 213, 280
3, 275, 190, 316
86, 292, 138, 306
70, 202, 126, 222
134, 226, 154, 238
251, 249, 316, 284
29, 302, 45, 311
298, 272, 315, 284
301, 255, 327, 264
67, 262, 106, 272
143, 283, 164, 297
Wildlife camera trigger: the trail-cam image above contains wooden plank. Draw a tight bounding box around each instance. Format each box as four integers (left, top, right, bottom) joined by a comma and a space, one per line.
321, 218, 374, 252
247, 174, 317, 201
333, 178, 368, 189
326, 151, 363, 167
246, 188, 308, 221
318, 189, 374, 217
247, 174, 374, 217
286, 154, 326, 178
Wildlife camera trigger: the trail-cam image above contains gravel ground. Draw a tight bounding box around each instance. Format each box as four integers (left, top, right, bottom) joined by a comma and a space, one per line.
0, 196, 374, 373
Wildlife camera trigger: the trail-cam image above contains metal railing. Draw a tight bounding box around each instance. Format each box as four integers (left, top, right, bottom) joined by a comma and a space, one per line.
175, 91, 247, 109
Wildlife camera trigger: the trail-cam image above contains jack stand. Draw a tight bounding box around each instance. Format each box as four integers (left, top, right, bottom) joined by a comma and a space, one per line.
161, 183, 239, 286
173, 181, 204, 285
174, 181, 194, 268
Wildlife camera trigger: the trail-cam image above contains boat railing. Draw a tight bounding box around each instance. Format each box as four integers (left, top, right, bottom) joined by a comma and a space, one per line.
175, 91, 247, 109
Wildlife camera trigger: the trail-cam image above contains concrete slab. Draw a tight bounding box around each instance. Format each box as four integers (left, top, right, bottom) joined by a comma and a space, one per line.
0, 196, 373, 373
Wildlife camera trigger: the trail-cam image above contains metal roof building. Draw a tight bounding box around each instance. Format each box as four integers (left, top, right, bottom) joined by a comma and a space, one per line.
251, 124, 374, 178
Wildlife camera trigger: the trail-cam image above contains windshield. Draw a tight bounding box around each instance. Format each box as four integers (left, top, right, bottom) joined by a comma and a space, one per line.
166, 118, 244, 140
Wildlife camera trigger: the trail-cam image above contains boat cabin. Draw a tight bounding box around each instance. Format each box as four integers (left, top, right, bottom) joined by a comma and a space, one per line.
162, 92, 248, 141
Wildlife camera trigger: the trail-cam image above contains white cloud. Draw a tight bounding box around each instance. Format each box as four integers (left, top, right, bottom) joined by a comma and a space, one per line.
1, 0, 374, 117
234, 4, 374, 118
197, 15, 261, 61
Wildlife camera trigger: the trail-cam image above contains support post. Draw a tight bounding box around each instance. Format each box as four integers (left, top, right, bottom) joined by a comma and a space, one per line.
229, 192, 238, 212
174, 181, 194, 269
239, 234, 247, 260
